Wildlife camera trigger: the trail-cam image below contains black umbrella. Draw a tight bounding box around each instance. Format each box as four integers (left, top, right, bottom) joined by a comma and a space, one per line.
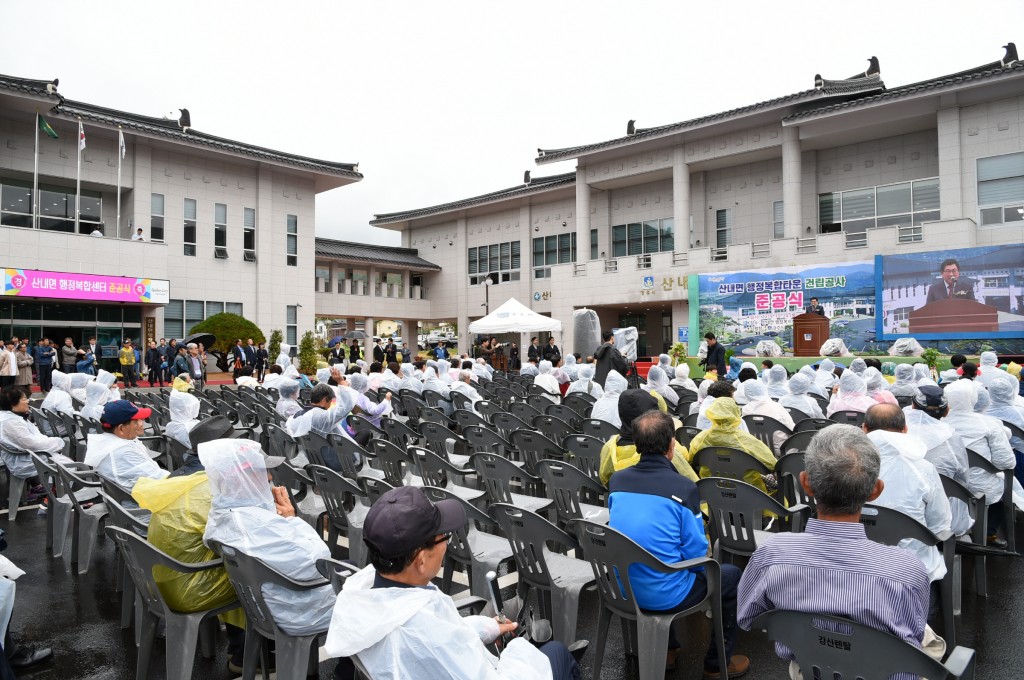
183, 332, 216, 349
343, 330, 367, 340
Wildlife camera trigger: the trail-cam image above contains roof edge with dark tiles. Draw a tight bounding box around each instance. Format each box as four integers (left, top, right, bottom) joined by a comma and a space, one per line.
315, 237, 441, 271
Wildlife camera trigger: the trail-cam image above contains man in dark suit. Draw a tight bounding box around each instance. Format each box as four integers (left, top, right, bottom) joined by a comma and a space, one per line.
699, 332, 727, 378
373, 339, 385, 364
527, 337, 542, 363
244, 338, 257, 368
805, 297, 826, 316
231, 339, 246, 380
542, 337, 561, 364
925, 258, 976, 304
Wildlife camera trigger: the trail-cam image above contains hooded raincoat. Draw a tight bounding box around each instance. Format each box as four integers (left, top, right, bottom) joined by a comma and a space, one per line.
864, 367, 898, 406
826, 372, 877, 416
814, 359, 838, 393
69, 372, 91, 404
533, 361, 561, 402
849, 358, 867, 376
778, 373, 824, 419
399, 364, 423, 396
201, 439, 334, 635
987, 375, 1024, 452
943, 380, 1016, 505
977, 352, 1000, 389
81, 370, 118, 421
741, 380, 794, 455
276, 380, 303, 420
598, 390, 697, 486
275, 344, 292, 371
904, 408, 974, 537
888, 364, 919, 398
86, 431, 169, 492
562, 354, 579, 381
688, 398, 776, 494
0, 410, 63, 478
646, 366, 678, 407
724, 356, 744, 382
866, 429, 952, 581
350, 373, 393, 426
764, 365, 789, 399
566, 365, 603, 399
166, 389, 201, 449
669, 364, 698, 393
41, 369, 75, 417
590, 371, 627, 427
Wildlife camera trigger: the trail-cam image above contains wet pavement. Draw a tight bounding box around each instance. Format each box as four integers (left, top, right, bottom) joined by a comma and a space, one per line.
3, 502, 1022, 679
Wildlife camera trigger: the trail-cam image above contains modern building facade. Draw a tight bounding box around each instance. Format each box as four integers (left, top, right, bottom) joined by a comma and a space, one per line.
0, 73, 361, 365
369, 45, 1024, 358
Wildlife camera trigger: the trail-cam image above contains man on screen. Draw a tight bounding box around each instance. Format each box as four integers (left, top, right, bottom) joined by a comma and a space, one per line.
805, 297, 826, 316
925, 258, 976, 303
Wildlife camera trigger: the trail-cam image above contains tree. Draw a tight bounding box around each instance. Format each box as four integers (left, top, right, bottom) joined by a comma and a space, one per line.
298, 330, 318, 376
187, 313, 265, 372
268, 330, 283, 362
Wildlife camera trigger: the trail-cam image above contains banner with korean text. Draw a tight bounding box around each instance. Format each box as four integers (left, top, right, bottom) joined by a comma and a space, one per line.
3, 268, 170, 304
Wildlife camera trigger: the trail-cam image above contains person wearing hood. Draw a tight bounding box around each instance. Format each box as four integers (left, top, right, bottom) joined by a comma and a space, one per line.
201, 439, 337, 643
669, 364, 698, 393
797, 365, 827, 399
86, 400, 169, 493
779, 373, 824, 420
826, 372, 876, 417
519, 358, 539, 377
906, 386, 975, 538
533, 361, 561, 403
565, 364, 603, 399
724, 356, 744, 382
733, 362, 757, 388
732, 368, 758, 407
275, 379, 303, 420
814, 359, 838, 393
590, 371, 628, 427
763, 365, 789, 400
69, 372, 92, 405
912, 363, 934, 386
976, 351, 1000, 389
863, 405, 952, 583
696, 382, 751, 433
562, 354, 579, 382
422, 367, 451, 409
275, 343, 292, 371
741, 380, 795, 456
40, 369, 75, 419
287, 382, 364, 460
349, 373, 393, 427
888, 364, 919, 399
689, 379, 714, 417
598, 389, 698, 486
435, 359, 454, 386
0, 387, 63, 500
261, 365, 283, 390
325, 485, 577, 680
398, 363, 423, 396
81, 370, 118, 421
987, 374, 1024, 454
282, 364, 313, 391
863, 367, 898, 406
646, 366, 678, 407
593, 330, 627, 388
165, 388, 202, 449
378, 362, 402, 392
688, 397, 776, 495
881, 362, 897, 385
848, 358, 867, 376
450, 370, 483, 406
943, 379, 1016, 547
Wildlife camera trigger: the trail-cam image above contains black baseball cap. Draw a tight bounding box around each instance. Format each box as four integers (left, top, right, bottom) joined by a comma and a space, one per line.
363, 486, 465, 558
914, 384, 947, 409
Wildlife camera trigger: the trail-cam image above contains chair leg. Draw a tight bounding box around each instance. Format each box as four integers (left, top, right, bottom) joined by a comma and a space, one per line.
952, 555, 962, 616
7, 477, 25, 521
635, 617, 673, 680
76, 513, 101, 575
119, 576, 134, 629
941, 571, 956, 649
242, 625, 262, 680
276, 637, 315, 680
709, 588, 729, 680
591, 606, 613, 680
163, 615, 202, 680
550, 585, 583, 645
441, 557, 455, 596
199, 617, 218, 658
135, 612, 159, 680
51, 500, 71, 558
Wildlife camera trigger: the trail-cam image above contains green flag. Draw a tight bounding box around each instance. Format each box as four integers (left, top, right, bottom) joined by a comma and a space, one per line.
38, 115, 58, 139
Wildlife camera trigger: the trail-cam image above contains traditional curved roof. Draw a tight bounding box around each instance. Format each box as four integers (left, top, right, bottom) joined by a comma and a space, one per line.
315, 237, 441, 271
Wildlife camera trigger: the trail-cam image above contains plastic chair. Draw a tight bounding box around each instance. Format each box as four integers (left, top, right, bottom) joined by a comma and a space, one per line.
693, 446, 772, 481
418, 405, 454, 429
697, 477, 809, 563
452, 408, 490, 432
490, 411, 533, 441
489, 503, 594, 645
570, 519, 728, 680
348, 414, 385, 441
380, 416, 420, 448
829, 410, 866, 426
29, 452, 80, 556
794, 417, 836, 433
562, 434, 604, 482
752, 610, 976, 680
579, 418, 621, 441
106, 526, 236, 680
359, 476, 396, 505
0, 448, 29, 520
966, 447, 1015, 553
101, 491, 150, 642
544, 403, 584, 429
267, 423, 301, 462
508, 400, 541, 422
408, 447, 484, 503
270, 463, 325, 530
461, 425, 516, 460
811, 393, 831, 415
535, 459, 609, 526
511, 429, 565, 473
742, 414, 792, 456
450, 391, 475, 412
306, 464, 370, 566
939, 473, 986, 607
682, 412, 700, 428
53, 461, 109, 574
780, 430, 819, 456
671, 386, 699, 403
474, 400, 505, 424
422, 389, 454, 415
369, 439, 422, 487
784, 407, 811, 423
774, 451, 815, 514
673, 398, 697, 418
208, 539, 330, 680
563, 393, 596, 417
895, 395, 915, 408
674, 425, 703, 450
418, 421, 472, 467
859, 503, 957, 646
469, 452, 551, 514
531, 414, 576, 443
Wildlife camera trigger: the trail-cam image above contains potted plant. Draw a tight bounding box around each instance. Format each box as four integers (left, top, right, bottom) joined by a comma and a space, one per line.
668, 342, 687, 366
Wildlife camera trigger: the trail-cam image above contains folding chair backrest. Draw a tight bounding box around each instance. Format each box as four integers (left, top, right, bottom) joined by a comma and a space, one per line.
535, 459, 605, 524
488, 503, 578, 592
579, 418, 620, 441
561, 434, 604, 481
794, 418, 836, 433
693, 446, 772, 480
830, 410, 865, 426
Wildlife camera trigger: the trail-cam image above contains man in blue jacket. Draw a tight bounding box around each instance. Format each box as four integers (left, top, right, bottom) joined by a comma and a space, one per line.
608, 410, 748, 678
33, 339, 55, 392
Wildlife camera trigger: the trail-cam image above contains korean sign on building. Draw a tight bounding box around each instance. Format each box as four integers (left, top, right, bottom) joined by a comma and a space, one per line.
3, 268, 170, 304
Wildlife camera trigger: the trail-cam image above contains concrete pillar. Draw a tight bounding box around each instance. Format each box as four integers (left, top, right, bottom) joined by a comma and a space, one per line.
404, 318, 417, 356
782, 125, 803, 239
363, 317, 375, 363
672, 147, 690, 251
937, 107, 964, 220
575, 166, 590, 262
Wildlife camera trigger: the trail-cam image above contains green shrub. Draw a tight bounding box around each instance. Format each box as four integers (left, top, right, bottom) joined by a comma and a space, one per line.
188, 313, 265, 372
268, 329, 283, 361
298, 331, 319, 375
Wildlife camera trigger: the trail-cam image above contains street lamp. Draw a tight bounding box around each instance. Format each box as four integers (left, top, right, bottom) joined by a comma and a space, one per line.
483, 277, 493, 314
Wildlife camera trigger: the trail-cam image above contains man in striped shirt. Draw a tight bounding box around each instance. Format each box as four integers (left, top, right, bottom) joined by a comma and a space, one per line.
737, 425, 930, 678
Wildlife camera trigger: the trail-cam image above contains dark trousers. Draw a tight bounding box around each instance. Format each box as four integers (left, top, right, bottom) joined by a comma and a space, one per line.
0, 376, 13, 389
657, 564, 741, 672
988, 501, 1005, 536
37, 364, 52, 391
148, 367, 163, 386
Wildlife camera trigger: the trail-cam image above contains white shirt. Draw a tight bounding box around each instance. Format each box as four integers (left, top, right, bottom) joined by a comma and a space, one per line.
132, 232, 144, 241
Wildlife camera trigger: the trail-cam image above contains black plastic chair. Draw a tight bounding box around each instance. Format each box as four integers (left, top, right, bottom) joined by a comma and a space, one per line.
270, 463, 325, 529
359, 476, 396, 505
774, 451, 815, 514
508, 400, 542, 422
474, 400, 505, 424
682, 412, 700, 428
408, 447, 483, 503
570, 520, 727, 680
452, 408, 490, 432
419, 420, 471, 465
784, 407, 811, 423
380, 416, 420, 448
966, 448, 1015, 553
535, 459, 608, 526
697, 477, 809, 563
510, 429, 565, 473
490, 411, 533, 441
450, 391, 475, 412
562, 434, 605, 482
829, 410, 866, 426
418, 405, 453, 429
693, 446, 772, 481
369, 438, 421, 487
794, 417, 836, 433
461, 425, 516, 460
939, 473, 987, 600
753, 610, 976, 680
563, 393, 596, 417
895, 395, 915, 408
544, 403, 584, 429
578, 418, 621, 441
306, 464, 370, 566
531, 414, 576, 443
469, 452, 550, 514
742, 414, 792, 456
674, 425, 703, 450
779, 430, 819, 456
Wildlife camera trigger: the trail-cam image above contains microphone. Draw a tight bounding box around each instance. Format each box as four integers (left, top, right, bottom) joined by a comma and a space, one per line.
950, 276, 957, 285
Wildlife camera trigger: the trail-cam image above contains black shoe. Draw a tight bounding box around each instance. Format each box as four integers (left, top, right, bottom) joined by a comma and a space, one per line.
8, 646, 53, 669
987, 534, 1008, 549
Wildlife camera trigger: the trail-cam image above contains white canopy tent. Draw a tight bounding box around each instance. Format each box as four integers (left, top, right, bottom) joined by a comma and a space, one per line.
468, 298, 562, 334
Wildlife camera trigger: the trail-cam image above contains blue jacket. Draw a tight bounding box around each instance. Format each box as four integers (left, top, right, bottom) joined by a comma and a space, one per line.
34, 345, 55, 366
608, 454, 707, 610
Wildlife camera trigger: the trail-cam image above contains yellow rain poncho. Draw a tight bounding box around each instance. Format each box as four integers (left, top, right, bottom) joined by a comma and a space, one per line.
132, 474, 244, 627
687, 397, 776, 494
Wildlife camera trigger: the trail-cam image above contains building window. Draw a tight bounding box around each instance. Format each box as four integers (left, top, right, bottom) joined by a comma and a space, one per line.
225, 302, 244, 316
164, 299, 184, 339
533, 234, 576, 277
286, 214, 297, 266
243, 207, 256, 262
19, 183, 101, 234
185, 300, 205, 335
611, 218, 674, 257
183, 198, 197, 256
315, 267, 331, 293
818, 178, 940, 235
468, 240, 520, 285
0, 181, 33, 228
214, 203, 228, 259
286, 305, 297, 345
716, 209, 733, 248
150, 193, 165, 242
985, 275, 1009, 288
772, 201, 784, 239
206, 301, 224, 316
590, 228, 598, 260
375, 272, 404, 297
978, 153, 1024, 226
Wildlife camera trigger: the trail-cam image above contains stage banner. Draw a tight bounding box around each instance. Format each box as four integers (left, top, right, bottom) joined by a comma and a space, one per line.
3, 267, 170, 304
697, 261, 875, 355
877, 244, 1024, 339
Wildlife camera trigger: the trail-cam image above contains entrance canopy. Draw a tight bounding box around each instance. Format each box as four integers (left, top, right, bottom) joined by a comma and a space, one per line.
469, 298, 561, 334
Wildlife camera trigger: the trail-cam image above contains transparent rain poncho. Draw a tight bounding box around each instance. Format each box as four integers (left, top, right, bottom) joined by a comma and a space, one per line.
669, 364, 698, 393
286, 386, 356, 441
741, 380, 795, 453
566, 364, 603, 399
888, 364, 920, 398
275, 344, 292, 371
399, 364, 423, 395
778, 373, 824, 419
849, 358, 867, 376
800, 364, 829, 399
86, 430, 169, 492
646, 366, 678, 407
0, 410, 63, 478
977, 351, 1000, 389
533, 361, 561, 401
913, 363, 934, 386
864, 367, 898, 406
562, 354, 579, 381
349, 373, 392, 426
943, 380, 1016, 505
69, 372, 92, 404
765, 365, 789, 399
166, 389, 201, 449
826, 372, 877, 416
81, 370, 119, 421
325, 564, 552, 680
591, 371, 627, 427
987, 375, 1024, 451
201, 439, 334, 635
41, 369, 74, 416
866, 429, 952, 581
904, 408, 975, 537
276, 379, 303, 420
814, 359, 838, 393
436, 359, 454, 385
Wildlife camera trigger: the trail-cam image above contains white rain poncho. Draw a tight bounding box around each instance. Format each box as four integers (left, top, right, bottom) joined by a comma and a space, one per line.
324, 564, 552, 680
849, 358, 867, 376
0, 410, 63, 478
988, 375, 1024, 451
379, 367, 401, 392
764, 365, 789, 399
779, 373, 824, 419
905, 408, 975, 537
913, 363, 935, 386
85, 431, 168, 492
814, 359, 838, 393
41, 370, 74, 417
591, 371, 628, 427
566, 365, 604, 399
165, 389, 201, 449
864, 367, 898, 406
866, 429, 952, 582
669, 364, 698, 393
422, 368, 450, 399
977, 352, 1000, 389
436, 360, 454, 386
533, 361, 561, 402
286, 386, 356, 440
943, 380, 1016, 505
81, 370, 118, 421
562, 354, 579, 381
350, 373, 392, 426
69, 372, 92, 404
800, 365, 828, 399
741, 380, 795, 454
200, 439, 334, 636
316, 368, 333, 385
646, 366, 678, 407
689, 380, 714, 417
450, 377, 483, 406
518, 363, 539, 377
974, 388, 991, 414
261, 372, 282, 390
275, 344, 292, 371
276, 380, 303, 420
659, 352, 675, 378
399, 364, 423, 396
826, 372, 876, 416
472, 359, 493, 381
888, 364, 919, 398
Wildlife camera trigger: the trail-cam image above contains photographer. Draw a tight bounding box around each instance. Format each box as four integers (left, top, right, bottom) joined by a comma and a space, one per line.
699, 333, 726, 379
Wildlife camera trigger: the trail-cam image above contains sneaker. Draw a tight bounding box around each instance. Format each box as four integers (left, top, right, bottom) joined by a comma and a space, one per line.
703, 655, 750, 679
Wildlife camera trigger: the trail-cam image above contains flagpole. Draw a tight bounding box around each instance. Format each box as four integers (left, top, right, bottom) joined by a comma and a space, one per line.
75, 118, 82, 234
116, 127, 123, 238
32, 112, 39, 230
